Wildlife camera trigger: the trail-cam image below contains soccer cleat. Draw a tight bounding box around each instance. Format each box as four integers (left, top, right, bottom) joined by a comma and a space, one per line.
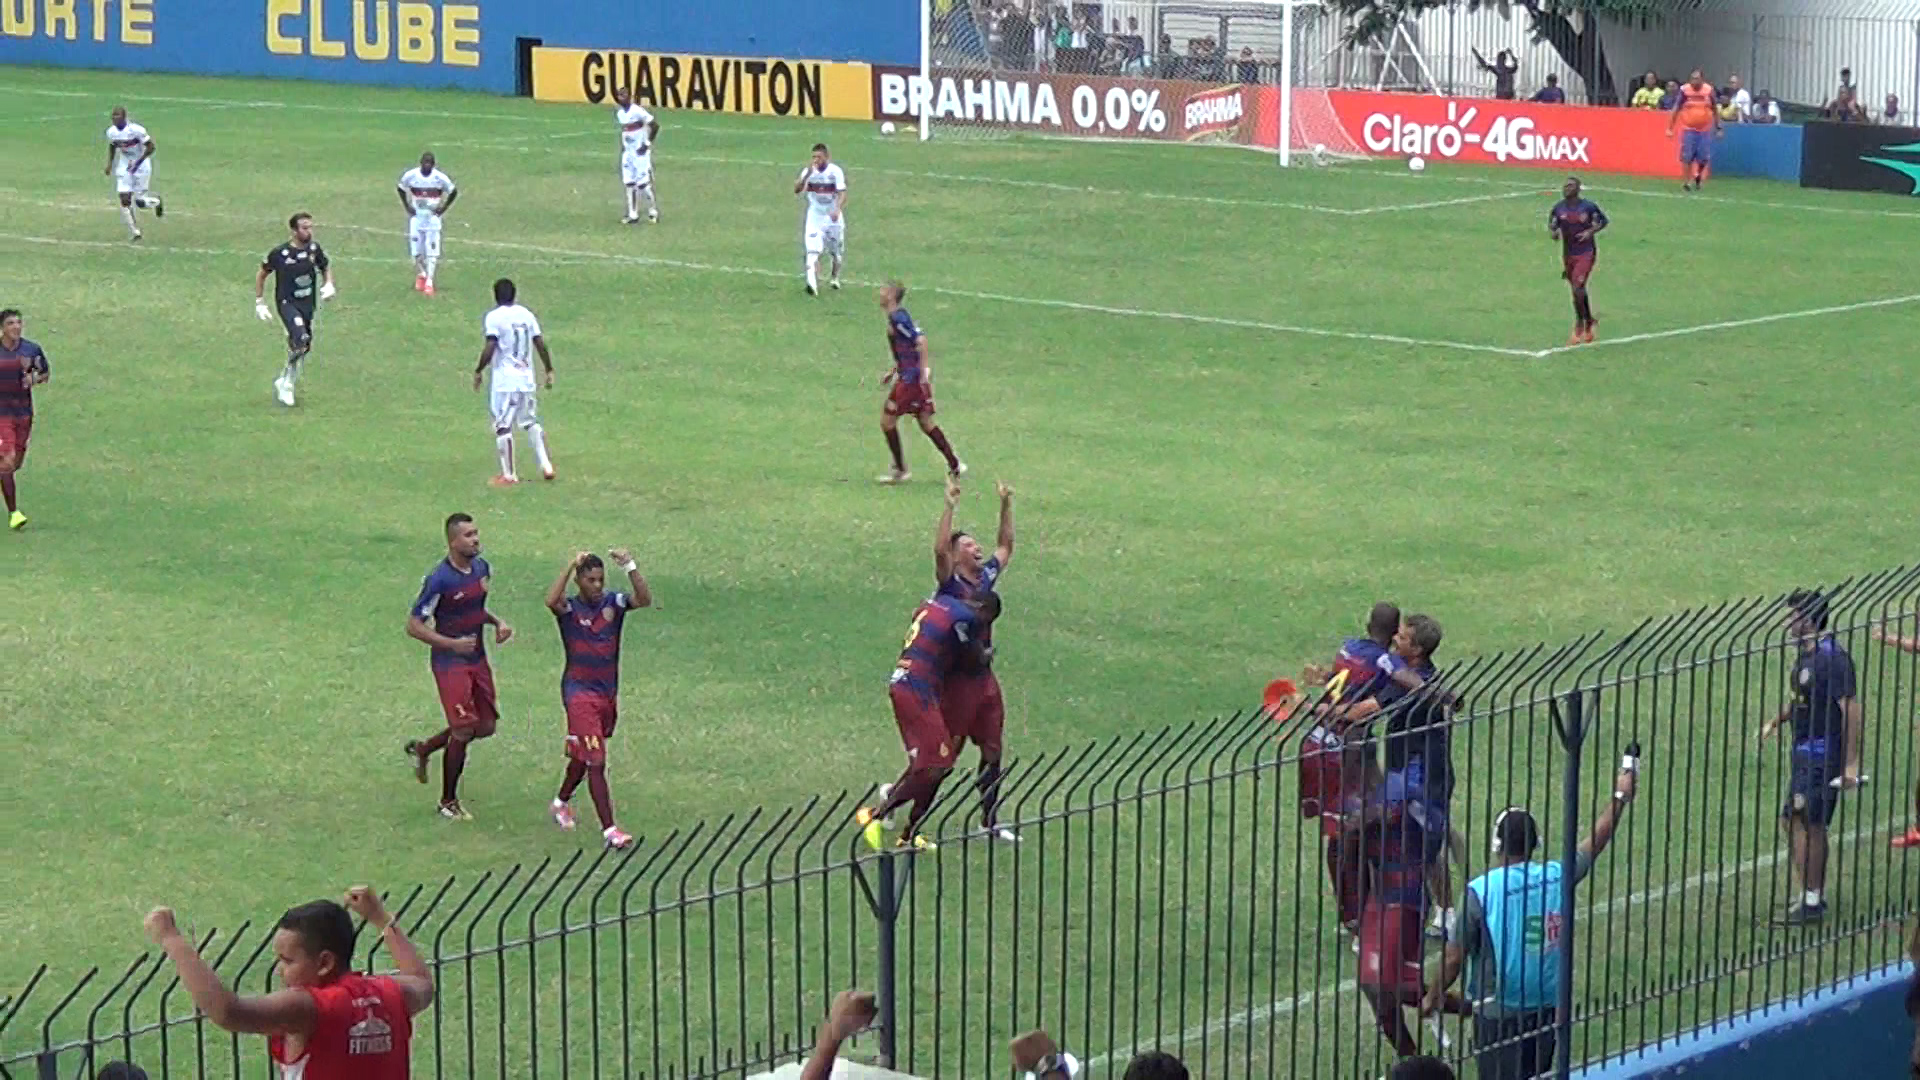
274, 377, 296, 408
805, 282, 817, 296
1579, 326, 1596, 344
604, 826, 635, 850
423, 282, 436, 297
949, 462, 968, 480
490, 474, 519, 487
541, 466, 556, 481
438, 800, 473, 821
414, 275, 426, 292
403, 741, 429, 784
830, 278, 842, 291
1567, 327, 1584, 346
980, 823, 1022, 844
7, 510, 25, 531
646, 208, 659, 223
1772, 901, 1826, 926
129, 230, 142, 242
623, 213, 639, 225
895, 834, 938, 853
1891, 827, 1920, 849
550, 799, 577, 830
854, 806, 890, 850
153, 198, 164, 219
876, 468, 911, 485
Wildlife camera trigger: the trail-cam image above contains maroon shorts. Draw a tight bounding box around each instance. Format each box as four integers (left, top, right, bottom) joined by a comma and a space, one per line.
433, 661, 498, 737
564, 692, 617, 765
0, 415, 31, 466
942, 671, 1005, 757
889, 682, 957, 769
1355, 901, 1426, 993
885, 380, 935, 418
1562, 252, 1595, 288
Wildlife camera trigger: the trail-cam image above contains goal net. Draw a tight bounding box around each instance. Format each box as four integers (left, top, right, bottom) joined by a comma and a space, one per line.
890, 0, 1416, 164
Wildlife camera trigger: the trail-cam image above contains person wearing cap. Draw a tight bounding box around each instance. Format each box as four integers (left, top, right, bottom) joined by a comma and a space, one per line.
1760, 589, 1862, 925
1419, 760, 1638, 1079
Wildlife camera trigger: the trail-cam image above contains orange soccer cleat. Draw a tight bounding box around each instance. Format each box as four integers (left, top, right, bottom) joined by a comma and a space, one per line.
423, 282, 436, 297
414, 275, 426, 292
490, 475, 519, 487
550, 798, 577, 831
604, 826, 635, 850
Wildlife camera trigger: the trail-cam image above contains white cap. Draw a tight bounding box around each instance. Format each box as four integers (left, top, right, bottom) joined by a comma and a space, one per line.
1025, 1052, 1082, 1080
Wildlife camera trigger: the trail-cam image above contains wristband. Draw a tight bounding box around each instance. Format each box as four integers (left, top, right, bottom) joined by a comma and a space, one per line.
620, 560, 638, 574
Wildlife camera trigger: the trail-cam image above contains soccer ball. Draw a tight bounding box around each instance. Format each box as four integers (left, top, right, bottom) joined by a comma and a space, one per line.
1408, 155, 1427, 172
880, 121, 898, 136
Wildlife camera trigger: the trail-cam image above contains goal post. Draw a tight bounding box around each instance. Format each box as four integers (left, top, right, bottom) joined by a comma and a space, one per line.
900, 0, 1373, 164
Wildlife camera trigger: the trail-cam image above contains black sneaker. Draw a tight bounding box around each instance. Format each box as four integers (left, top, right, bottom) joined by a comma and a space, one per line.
1773, 901, 1827, 926
403, 740, 428, 784
154, 198, 165, 219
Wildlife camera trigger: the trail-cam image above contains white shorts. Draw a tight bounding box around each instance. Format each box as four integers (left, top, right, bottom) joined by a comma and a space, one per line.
490, 389, 539, 431
114, 163, 151, 196
621, 150, 653, 188
805, 220, 846, 257
408, 214, 442, 258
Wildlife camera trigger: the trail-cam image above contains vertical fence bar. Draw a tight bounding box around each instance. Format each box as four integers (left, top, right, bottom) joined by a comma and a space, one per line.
874, 851, 899, 1069
1554, 689, 1585, 1080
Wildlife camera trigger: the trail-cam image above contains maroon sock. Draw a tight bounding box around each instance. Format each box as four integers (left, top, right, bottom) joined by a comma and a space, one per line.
421, 729, 452, 756
0, 473, 15, 513
558, 759, 587, 802
883, 428, 905, 471
442, 739, 469, 803
924, 427, 960, 472
587, 765, 617, 830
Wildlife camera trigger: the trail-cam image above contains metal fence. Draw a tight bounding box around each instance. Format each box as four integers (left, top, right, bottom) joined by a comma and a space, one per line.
6, 568, 1920, 1080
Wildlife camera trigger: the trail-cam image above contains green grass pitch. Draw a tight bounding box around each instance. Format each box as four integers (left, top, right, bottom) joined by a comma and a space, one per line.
3, 66, 1920, 1059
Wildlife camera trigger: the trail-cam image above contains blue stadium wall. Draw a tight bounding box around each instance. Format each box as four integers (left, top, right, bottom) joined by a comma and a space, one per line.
0, 0, 918, 93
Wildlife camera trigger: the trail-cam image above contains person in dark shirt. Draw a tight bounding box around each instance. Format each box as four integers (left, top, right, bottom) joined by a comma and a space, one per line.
254, 212, 336, 408
1236, 47, 1261, 84
1548, 176, 1608, 345
1473, 48, 1519, 99
545, 548, 653, 850
0, 308, 50, 531
1531, 74, 1565, 103
1658, 79, 1681, 109
1758, 589, 1862, 925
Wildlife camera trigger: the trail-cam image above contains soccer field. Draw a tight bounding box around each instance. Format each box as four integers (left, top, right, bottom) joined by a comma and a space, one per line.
3, 66, 1919, 1057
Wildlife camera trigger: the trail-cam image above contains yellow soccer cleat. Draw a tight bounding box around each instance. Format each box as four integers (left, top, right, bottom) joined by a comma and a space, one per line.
895, 834, 937, 853
855, 807, 890, 850
7, 510, 25, 531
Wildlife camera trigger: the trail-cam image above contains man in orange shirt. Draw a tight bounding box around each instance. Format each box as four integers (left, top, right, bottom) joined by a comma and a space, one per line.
1667, 69, 1722, 191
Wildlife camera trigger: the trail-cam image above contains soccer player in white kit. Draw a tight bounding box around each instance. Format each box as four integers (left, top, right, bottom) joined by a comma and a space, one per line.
473, 278, 556, 485
103, 106, 163, 242
397, 151, 459, 296
794, 143, 847, 296
611, 86, 660, 225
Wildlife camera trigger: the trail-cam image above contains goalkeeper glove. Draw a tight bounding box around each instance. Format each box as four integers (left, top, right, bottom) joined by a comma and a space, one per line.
319, 281, 336, 301
255, 299, 271, 321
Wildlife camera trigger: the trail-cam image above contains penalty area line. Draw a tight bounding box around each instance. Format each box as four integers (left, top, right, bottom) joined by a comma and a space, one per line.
1531, 292, 1920, 358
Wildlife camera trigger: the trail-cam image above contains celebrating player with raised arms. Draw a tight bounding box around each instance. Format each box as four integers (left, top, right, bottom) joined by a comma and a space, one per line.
103, 106, 163, 241
396, 151, 458, 295
876, 282, 965, 484
935, 476, 1019, 842
256, 213, 336, 408
474, 278, 556, 485
794, 143, 847, 295
545, 549, 653, 850
611, 86, 661, 224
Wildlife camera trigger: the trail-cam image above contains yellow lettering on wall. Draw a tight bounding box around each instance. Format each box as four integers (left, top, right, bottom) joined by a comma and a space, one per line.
266, 0, 301, 54
395, 2, 431, 63
44, 0, 74, 39
441, 3, 478, 66
351, 0, 389, 60
308, 0, 344, 57
120, 0, 152, 44
1, 0, 34, 36
89, 0, 107, 41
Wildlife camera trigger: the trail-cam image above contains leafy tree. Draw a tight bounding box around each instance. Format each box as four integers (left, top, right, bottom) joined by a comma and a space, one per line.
1326, 0, 1680, 105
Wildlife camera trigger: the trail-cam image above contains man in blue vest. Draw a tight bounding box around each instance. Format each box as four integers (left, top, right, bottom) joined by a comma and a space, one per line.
1759, 588, 1862, 926
1419, 761, 1639, 1079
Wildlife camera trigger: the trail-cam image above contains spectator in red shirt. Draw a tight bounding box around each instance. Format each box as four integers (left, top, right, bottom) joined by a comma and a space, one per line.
146, 886, 435, 1080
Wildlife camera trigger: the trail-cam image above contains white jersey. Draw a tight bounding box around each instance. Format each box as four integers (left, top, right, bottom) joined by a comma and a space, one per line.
106, 121, 151, 174
483, 303, 543, 394
398, 166, 456, 218
616, 104, 654, 156
801, 163, 847, 225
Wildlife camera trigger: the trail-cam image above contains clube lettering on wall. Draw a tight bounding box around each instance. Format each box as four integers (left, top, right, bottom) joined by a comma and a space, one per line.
265, 0, 479, 66
0, 0, 155, 45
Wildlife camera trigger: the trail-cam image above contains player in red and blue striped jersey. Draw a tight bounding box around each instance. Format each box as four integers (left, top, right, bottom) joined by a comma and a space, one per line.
544, 549, 653, 850
934, 476, 1019, 842
857, 591, 1000, 850
876, 282, 965, 485
403, 513, 513, 821
1549, 177, 1609, 345
0, 309, 51, 531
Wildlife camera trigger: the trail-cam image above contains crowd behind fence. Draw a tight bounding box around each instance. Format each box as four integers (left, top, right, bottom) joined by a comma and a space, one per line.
6, 567, 1920, 1079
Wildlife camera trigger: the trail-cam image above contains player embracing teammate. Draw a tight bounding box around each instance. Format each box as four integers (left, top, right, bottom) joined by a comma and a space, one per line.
937, 476, 1020, 843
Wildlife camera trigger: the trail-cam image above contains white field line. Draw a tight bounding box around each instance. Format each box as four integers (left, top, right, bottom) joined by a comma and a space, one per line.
1081, 813, 1904, 1072
1530, 293, 1920, 358
0, 194, 1537, 358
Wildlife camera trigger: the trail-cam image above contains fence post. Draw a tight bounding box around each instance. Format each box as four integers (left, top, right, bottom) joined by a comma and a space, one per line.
1553, 690, 1587, 1080
875, 850, 900, 1070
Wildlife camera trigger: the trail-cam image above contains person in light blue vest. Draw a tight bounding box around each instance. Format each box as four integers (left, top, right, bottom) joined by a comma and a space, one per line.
1420, 763, 1638, 1079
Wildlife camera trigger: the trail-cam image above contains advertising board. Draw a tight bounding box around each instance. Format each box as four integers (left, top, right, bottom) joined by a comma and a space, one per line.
531, 47, 871, 118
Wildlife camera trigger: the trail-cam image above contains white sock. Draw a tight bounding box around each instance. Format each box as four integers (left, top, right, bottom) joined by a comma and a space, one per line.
496, 433, 515, 480
527, 423, 553, 474
1804, 889, 1823, 907
805, 254, 819, 289
830, 256, 843, 281
120, 206, 138, 234
625, 187, 638, 217
424, 256, 437, 284
641, 186, 656, 212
